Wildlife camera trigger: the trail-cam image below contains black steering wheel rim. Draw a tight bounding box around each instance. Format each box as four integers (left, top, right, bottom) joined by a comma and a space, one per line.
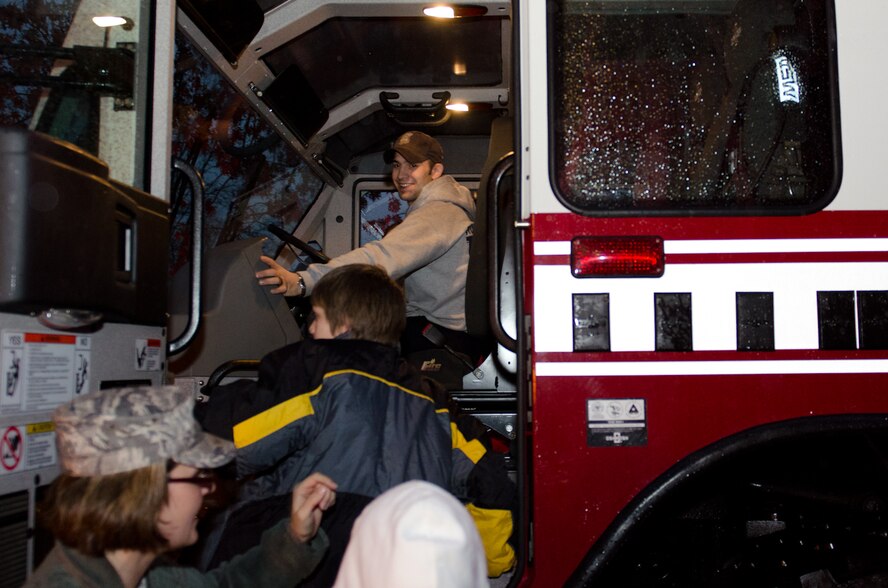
267, 224, 330, 264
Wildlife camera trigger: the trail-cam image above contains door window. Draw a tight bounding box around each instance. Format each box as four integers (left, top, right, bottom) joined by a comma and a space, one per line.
549, 0, 839, 214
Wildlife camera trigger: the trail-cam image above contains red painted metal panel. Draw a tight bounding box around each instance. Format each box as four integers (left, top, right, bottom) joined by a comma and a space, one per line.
537, 252, 888, 266
531, 210, 888, 241
530, 370, 888, 584
524, 209, 888, 584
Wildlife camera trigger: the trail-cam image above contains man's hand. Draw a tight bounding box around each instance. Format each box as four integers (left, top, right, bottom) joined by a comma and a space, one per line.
289, 472, 338, 543
256, 255, 300, 296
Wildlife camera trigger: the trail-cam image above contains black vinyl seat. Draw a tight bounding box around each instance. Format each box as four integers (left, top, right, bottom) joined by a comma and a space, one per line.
466, 116, 515, 345
405, 118, 519, 447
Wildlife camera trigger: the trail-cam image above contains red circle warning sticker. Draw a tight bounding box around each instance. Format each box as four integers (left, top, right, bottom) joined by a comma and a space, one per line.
1, 426, 23, 471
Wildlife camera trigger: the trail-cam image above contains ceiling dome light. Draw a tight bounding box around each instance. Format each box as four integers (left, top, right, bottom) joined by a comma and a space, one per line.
424, 6, 455, 18
423, 5, 488, 19
446, 102, 493, 112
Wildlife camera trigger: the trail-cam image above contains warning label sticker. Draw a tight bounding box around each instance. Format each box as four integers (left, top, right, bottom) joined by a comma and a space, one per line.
1, 426, 23, 471
587, 398, 647, 447
1, 330, 91, 415
135, 338, 162, 371
25, 422, 57, 470
0, 422, 57, 476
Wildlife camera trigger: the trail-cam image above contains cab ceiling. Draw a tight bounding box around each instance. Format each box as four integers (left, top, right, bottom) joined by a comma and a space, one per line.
177, 1, 512, 185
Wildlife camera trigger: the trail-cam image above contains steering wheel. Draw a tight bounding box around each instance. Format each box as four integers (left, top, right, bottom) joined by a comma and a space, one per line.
267, 224, 330, 264
265, 224, 329, 336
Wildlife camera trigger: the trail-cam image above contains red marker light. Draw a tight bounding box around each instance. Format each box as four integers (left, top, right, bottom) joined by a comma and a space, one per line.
571, 236, 664, 277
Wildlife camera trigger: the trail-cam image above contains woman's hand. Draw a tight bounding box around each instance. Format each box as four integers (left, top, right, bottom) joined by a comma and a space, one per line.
289, 472, 338, 543
256, 255, 300, 296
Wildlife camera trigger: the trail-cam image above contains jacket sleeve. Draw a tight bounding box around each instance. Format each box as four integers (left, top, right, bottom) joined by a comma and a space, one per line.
232, 384, 321, 477
147, 521, 329, 588
450, 412, 518, 578
193, 344, 320, 477
300, 201, 471, 292
193, 346, 294, 441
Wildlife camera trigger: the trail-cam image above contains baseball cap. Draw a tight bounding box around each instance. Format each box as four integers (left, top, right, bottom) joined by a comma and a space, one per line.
53, 385, 235, 477
383, 131, 444, 165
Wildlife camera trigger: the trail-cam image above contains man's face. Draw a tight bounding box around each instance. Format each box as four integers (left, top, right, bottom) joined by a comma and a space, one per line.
390, 152, 443, 203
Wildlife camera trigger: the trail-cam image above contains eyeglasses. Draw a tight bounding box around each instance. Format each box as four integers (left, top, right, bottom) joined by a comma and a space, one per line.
167, 470, 217, 490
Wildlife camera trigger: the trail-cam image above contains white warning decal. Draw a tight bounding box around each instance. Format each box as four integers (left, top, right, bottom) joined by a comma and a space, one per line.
1, 330, 91, 415
587, 398, 647, 447
1, 426, 23, 472
135, 338, 163, 371
0, 422, 57, 476
24, 422, 57, 471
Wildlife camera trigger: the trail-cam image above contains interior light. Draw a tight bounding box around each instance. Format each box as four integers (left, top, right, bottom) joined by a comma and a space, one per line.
423, 5, 488, 18
445, 102, 492, 112
424, 6, 455, 18
571, 236, 664, 277
92, 15, 134, 29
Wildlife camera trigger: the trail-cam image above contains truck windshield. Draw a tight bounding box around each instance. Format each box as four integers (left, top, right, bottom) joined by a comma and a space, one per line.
549, 0, 840, 214
169, 34, 323, 275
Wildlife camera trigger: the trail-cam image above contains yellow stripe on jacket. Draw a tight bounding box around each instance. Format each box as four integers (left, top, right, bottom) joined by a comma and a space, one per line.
233, 369, 437, 449
451, 421, 487, 464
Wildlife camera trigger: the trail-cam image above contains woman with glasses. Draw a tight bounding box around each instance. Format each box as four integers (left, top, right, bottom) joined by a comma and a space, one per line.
25, 385, 336, 588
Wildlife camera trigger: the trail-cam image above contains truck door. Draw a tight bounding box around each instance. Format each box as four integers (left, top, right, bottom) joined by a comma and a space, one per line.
519, 0, 888, 585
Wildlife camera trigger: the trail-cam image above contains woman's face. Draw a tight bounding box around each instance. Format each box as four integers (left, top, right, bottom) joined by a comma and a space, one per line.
156, 464, 212, 550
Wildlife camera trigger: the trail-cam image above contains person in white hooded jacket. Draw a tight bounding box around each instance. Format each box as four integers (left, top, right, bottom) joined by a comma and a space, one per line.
332, 480, 489, 588
256, 130, 487, 365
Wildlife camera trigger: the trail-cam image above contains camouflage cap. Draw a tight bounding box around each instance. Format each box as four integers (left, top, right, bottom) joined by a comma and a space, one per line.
383, 131, 444, 165
53, 385, 235, 477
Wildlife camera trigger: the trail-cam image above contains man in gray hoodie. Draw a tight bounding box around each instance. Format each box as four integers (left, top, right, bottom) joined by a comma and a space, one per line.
256, 131, 486, 364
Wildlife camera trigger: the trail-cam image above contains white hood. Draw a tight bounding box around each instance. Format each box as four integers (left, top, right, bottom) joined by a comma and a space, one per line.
333, 481, 489, 588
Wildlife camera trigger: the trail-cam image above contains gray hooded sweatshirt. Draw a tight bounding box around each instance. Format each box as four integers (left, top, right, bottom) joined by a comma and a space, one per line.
299, 175, 474, 331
